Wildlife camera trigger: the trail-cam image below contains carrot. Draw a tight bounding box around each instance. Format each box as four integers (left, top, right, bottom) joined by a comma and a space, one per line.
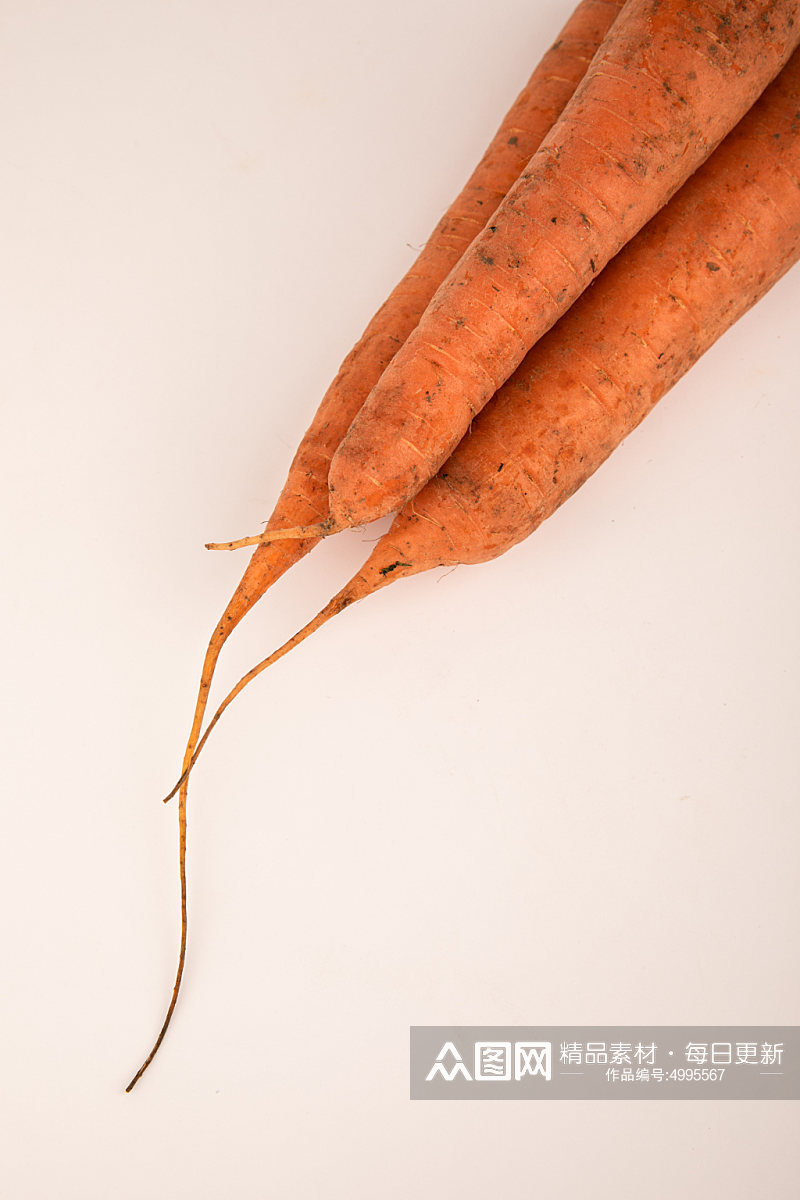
243, 0, 800, 546
126, 0, 623, 1092
135, 45, 800, 1099
169, 43, 800, 842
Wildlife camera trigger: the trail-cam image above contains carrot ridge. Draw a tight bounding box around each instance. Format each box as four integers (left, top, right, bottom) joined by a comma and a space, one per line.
125, 796, 187, 1092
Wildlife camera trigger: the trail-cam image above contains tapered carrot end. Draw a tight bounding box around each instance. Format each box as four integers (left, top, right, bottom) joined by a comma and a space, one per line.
162, 774, 185, 804
204, 533, 266, 552
205, 518, 338, 552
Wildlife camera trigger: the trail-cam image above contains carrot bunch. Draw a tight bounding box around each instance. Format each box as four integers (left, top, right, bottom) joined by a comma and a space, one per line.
127, 0, 800, 1090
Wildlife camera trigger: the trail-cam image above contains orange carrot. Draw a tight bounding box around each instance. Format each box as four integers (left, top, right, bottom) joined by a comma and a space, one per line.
134, 48, 800, 1097
126, 0, 623, 1092
247, 0, 800, 544
169, 43, 800, 838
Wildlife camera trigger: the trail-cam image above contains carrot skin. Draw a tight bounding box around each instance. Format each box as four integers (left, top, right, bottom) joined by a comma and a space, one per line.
329, 0, 800, 528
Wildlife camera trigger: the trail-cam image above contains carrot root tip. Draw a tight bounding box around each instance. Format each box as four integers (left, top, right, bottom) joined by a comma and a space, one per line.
205, 519, 337, 551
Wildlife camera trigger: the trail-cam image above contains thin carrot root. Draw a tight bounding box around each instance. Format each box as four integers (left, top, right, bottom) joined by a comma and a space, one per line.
126, 776, 189, 1092
126, 643, 222, 1091
163, 771, 186, 805
205, 519, 335, 552
133, 589, 361, 1090
163, 592, 355, 802
204, 532, 266, 552
129, 633, 238, 1091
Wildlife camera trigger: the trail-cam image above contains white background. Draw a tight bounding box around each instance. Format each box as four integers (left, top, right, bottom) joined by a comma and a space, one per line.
2, 1, 798, 1195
